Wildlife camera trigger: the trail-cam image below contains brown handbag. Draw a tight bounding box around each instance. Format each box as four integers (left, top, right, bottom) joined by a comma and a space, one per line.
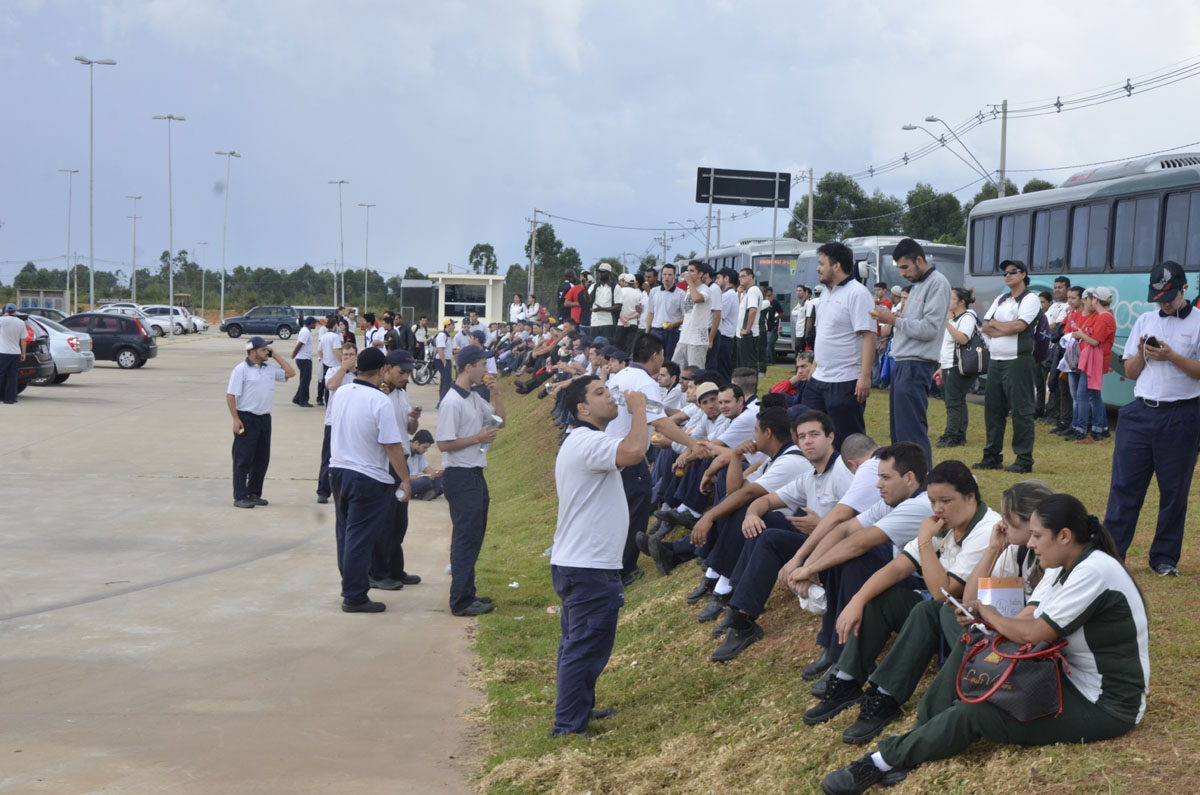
956, 626, 1070, 722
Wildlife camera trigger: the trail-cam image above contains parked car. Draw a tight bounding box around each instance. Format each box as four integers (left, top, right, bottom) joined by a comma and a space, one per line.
24, 306, 70, 323
62, 312, 158, 368
220, 305, 299, 339
141, 304, 192, 335
97, 305, 169, 337
179, 306, 208, 332
26, 315, 95, 385
14, 313, 55, 393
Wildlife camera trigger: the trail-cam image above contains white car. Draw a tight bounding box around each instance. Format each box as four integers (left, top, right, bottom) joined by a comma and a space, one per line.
178, 306, 208, 332
97, 305, 168, 337
141, 304, 192, 335
27, 315, 95, 385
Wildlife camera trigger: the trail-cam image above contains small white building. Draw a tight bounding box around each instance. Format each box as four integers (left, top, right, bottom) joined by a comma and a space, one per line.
427, 272, 506, 325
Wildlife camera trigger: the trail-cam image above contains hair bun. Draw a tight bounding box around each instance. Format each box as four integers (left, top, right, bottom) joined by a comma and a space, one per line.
1085, 514, 1102, 539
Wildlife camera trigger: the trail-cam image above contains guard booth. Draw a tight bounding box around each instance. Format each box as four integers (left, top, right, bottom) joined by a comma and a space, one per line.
17, 288, 70, 312
427, 273, 505, 325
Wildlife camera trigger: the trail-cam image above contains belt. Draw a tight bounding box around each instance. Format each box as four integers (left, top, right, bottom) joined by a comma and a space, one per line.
1139, 397, 1200, 409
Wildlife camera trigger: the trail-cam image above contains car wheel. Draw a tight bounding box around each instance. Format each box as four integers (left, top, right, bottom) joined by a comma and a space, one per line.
174, 323, 185, 335
153, 326, 164, 337
116, 348, 140, 369
133, 358, 147, 368
52, 373, 71, 384
227, 324, 243, 338
32, 365, 58, 387
276, 325, 293, 340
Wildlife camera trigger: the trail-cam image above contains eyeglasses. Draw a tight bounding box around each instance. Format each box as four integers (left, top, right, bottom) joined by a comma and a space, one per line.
1004, 269, 1023, 276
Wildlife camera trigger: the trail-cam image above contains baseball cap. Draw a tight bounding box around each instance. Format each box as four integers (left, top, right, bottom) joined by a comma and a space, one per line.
357, 347, 387, 371
601, 345, 630, 362
1000, 259, 1029, 274
456, 345, 495, 369
469, 329, 487, 343
597, 263, 613, 273
592, 335, 609, 346
1148, 261, 1186, 302
442, 318, 454, 326
1082, 286, 1114, 303
2, 302, 16, 313
695, 381, 720, 400
385, 349, 414, 369
245, 336, 270, 351
304, 316, 317, 326
618, 272, 635, 284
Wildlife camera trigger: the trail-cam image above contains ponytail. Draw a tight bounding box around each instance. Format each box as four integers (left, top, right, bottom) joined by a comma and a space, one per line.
1084, 514, 1121, 560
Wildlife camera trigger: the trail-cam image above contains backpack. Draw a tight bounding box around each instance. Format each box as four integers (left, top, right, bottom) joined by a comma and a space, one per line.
955, 311, 989, 377
998, 292, 1050, 363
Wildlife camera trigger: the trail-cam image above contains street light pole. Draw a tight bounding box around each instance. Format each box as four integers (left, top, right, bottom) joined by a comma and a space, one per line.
195, 241, 207, 318
125, 194, 141, 302
75, 56, 116, 310
58, 168, 78, 310
924, 116, 998, 188
215, 150, 241, 321
153, 114, 186, 337
901, 124, 994, 185
329, 180, 349, 308
358, 202, 375, 311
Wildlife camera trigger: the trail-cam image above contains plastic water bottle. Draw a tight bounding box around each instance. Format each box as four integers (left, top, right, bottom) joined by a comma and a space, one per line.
609, 385, 663, 415
479, 413, 504, 452
395, 486, 407, 501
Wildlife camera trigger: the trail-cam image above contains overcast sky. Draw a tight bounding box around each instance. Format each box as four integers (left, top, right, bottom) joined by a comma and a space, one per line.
3, 0, 1199, 286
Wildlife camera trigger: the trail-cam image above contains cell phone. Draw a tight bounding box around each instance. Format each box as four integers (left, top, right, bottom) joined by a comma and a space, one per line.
941, 588, 976, 622
1145, 336, 1161, 349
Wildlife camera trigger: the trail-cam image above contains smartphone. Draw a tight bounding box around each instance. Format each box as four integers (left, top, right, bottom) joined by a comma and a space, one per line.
941, 588, 976, 622
1145, 335, 1161, 349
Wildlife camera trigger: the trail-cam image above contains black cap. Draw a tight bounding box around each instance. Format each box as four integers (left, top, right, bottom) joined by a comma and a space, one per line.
999, 259, 1028, 274
304, 316, 317, 326
245, 336, 270, 351
357, 347, 387, 371
385, 349, 415, 369
456, 346, 495, 369
1148, 261, 1187, 303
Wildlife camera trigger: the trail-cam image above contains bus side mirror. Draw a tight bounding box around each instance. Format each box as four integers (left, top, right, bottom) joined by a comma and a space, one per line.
856, 260, 871, 282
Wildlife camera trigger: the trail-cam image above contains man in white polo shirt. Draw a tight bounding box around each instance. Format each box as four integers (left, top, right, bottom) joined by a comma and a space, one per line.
673, 260, 716, 368
735, 268, 763, 372
549, 376, 648, 738
645, 262, 685, 362
291, 316, 317, 407
316, 313, 342, 406
369, 348, 420, 591
226, 336, 295, 509
327, 346, 409, 613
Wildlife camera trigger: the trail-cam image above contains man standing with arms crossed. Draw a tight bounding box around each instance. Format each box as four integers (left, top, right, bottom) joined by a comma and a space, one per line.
437, 345, 506, 616
869, 239, 950, 465
226, 336, 295, 509
549, 376, 648, 739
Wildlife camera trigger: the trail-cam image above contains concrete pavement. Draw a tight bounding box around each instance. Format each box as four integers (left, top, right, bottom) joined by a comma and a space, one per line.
0, 333, 478, 793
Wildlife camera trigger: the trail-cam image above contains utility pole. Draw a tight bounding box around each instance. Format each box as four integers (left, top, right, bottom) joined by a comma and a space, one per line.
716, 209, 721, 248
358, 202, 375, 311
216, 150, 240, 321
998, 100, 1008, 198
661, 233, 668, 267
807, 168, 815, 243
195, 241, 207, 316
152, 113, 185, 335
329, 179, 349, 307
59, 168, 78, 309
125, 194, 141, 301
528, 208, 538, 298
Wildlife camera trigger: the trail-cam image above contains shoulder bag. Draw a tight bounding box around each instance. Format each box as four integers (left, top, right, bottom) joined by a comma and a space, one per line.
955, 311, 989, 377
956, 625, 1070, 722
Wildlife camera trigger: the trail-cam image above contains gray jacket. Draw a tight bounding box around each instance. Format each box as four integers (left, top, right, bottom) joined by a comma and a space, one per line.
890, 267, 951, 363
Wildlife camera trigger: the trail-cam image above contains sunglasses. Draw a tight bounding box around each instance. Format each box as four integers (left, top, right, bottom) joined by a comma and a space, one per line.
1004, 269, 1023, 276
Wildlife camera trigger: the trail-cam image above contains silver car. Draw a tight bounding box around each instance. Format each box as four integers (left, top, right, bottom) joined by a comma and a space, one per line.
28, 316, 95, 385
98, 305, 168, 337
141, 304, 192, 335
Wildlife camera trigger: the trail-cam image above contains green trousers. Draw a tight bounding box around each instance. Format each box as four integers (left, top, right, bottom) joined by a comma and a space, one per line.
914, 602, 972, 723
834, 586, 923, 684
941, 369, 971, 442
868, 599, 963, 706
735, 334, 759, 372
981, 355, 1038, 468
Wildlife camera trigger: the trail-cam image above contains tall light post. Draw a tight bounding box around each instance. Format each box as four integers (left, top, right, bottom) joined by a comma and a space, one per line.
58, 168, 79, 310
924, 115, 998, 189
215, 150, 241, 321
125, 194, 141, 302
357, 202, 374, 311
153, 113, 186, 337
901, 124, 994, 186
194, 241, 207, 317
75, 56, 116, 310
329, 179, 349, 308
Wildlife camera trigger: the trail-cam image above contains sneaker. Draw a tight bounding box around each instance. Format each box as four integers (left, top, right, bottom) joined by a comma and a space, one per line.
648, 534, 681, 576
248, 495, 269, 506
820, 754, 908, 795
233, 498, 257, 509
971, 459, 1003, 471
936, 437, 965, 448
842, 686, 902, 744
1061, 428, 1087, 441
711, 621, 764, 662
697, 592, 730, 623
452, 599, 495, 616
1003, 462, 1033, 474
342, 600, 386, 613
1153, 562, 1180, 577
368, 577, 404, 591
802, 646, 838, 681
316, 495, 330, 504
687, 576, 716, 605
803, 675, 863, 725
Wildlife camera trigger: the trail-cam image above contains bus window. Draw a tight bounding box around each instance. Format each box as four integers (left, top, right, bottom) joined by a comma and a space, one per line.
1069, 205, 1089, 270
998, 212, 1031, 266
1087, 202, 1109, 270
1032, 208, 1067, 271
1162, 190, 1200, 267
971, 217, 998, 273
1113, 196, 1160, 270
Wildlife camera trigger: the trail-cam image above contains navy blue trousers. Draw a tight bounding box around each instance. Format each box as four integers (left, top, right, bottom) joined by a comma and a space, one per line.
232, 411, 271, 500
371, 467, 409, 581
436, 360, 453, 404
804, 377, 865, 453
621, 459, 653, 575
651, 327, 680, 364
670, 469, 729, 563
672, 459, 709, 514
410, 474, 444, 498
317, 425, 332, 499
446, 466, 489, 612
292, 358, 312, 404
650, 447, 677, 506
729, 522, 809, 619
330, 468, 392, 606
552, 565, 624, 734
818, 542, 894, 658
889, 359, 935, 467
0, 352, 19, 403
1105, 398, 1200, 568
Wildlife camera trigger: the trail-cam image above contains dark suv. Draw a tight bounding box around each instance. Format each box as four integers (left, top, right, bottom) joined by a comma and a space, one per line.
62, 312, 158, 369
15, 314, 55, 393
220, 306, 299, 340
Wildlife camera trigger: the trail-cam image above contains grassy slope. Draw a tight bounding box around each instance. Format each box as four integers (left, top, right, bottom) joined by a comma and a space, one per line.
472, 368, 1200, 794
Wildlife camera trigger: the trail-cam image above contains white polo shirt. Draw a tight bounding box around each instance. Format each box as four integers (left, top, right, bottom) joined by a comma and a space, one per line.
323, 365, 347, 427
940, 310, 978, 370
604, 363, 667, 450
1124, 304, 1200, 401
317, 327, 342, 368
748, 445, 813, 514
226, 359, 287, 415
738, 285, 763, 336
650, 285, 686, 328
900, 504, 1000, 585
294, 326, 314, 360
834, 455, 881, 514
436, 384, 495, 468
719, 287, 739, 337
591, 282, 617, 329
0, 315, 25, 354
774, 452, 854, 517
434, 330, 452, 362
551, 425, 629, 570
678, 282, 714, 346
388, 386, 412, 456
981, 290, 1040, 361
813, 277, 875, 383
856, 491, 933, 558
328, 380, 405, 483
715, 398, 760, 448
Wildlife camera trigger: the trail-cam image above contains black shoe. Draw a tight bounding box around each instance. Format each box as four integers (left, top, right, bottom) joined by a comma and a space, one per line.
711, 621, 764, 662
697, 592, 730, 623
248, 495, 269, 506
233, 498, 256, 509
621, 569, 645, 588
316, 495, 329, 504
1153, 562, 1181, 577
1004, 462, 1033, 474
369, 577, 404, 591
654, 507, 697, 529
803, 675, 862, 725
635, 530, 652, 556
452, 599, 495, 616
687, 576, 717, 605
820, 754, 907, 795
648, 534, 681, 576
477, 596, 493, 604
316, 399, 324, 406
400, 573, 422, 585
298, 402, 314, 407
590, 707, 616, 721
811, 671, 832, 698
936, 437, 965, 448
802, 646, 838, 680
971, 459, 1003, 470
1061, 429, 1087, 441
710, 606, 737, 638
342, 600, 386, 613
842, 686, 902, 745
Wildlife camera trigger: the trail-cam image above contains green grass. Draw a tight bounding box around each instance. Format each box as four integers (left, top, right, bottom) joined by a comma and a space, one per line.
471, 367, 1200, 794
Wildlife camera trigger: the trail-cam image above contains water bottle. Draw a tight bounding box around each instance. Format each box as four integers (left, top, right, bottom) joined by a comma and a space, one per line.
395, 486, 407, 501
479, 413, 503, 452
609, 385, 663, 415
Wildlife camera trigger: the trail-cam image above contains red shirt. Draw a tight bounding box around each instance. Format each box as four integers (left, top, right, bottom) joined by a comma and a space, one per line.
874, 298, 893, 336
1080, 310, 1116, 375
565, 285, 584, 323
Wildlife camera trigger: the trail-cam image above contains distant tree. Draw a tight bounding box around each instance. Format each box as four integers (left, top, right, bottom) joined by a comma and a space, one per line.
784, 172, 902, 241
469, 243, 498, 275
503, 263, 527, 307
403, 266, 425, 281
903, 182, 964, 242
1022, 178, 1056, 194
639, 254, 659, 272
963, 179, 1021, 217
